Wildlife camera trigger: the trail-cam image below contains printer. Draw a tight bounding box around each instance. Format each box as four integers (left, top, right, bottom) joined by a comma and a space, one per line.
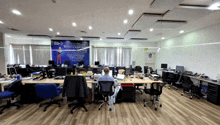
149, 74, 160, 81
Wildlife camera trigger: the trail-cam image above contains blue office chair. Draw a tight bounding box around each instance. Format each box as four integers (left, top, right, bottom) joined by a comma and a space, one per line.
35, 84, 63, 112
0, 80, 23, 114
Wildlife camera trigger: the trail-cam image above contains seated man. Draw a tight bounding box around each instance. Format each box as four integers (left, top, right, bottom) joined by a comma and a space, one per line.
97, 67, 121, 104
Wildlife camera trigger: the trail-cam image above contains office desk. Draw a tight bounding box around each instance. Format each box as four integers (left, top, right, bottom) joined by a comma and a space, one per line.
118, 78, 161, 85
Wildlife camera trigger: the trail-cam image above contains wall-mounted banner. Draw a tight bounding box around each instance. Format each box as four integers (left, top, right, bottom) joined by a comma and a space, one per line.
51, 40, 90, 66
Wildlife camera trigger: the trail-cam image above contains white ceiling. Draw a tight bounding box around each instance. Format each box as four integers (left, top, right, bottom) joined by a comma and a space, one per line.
0, 0, 220, 42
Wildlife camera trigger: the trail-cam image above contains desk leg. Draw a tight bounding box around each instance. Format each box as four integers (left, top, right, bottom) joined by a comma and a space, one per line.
92, 83, 96, 102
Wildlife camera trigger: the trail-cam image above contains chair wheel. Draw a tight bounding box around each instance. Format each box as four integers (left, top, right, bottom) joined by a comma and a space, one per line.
68, 104, 71, 107
168, 87, 170, 89
0, 112, 2, 114
98, 108, 101, 110
59, 105, 61, 107
109, 108, 112, 111
176, 88, 178, 90
155, 108, 157, 111
70, 111, 73, 114
190, 96, 192, 99
181, 94, 183, 96
144, 104, 146, 107
160, 104, 162, 107
39, 104, 42, 107
43, 109, 46, 112
143, 99, 145, 102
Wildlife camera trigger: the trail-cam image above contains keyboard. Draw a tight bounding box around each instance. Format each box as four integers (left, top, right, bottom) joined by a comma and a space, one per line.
54, 77, 64, 80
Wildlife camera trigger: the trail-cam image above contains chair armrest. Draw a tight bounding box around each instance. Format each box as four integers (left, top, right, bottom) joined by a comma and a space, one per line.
57, 85, 63, 89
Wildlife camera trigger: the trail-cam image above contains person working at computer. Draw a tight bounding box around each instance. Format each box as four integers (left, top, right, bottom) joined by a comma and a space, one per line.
97, 67, 121, 104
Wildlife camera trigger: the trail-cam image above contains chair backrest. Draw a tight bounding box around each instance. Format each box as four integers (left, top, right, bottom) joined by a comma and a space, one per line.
167, 72, 175, 79
182, 76, 193, 89
150, 82, 165, 95
35, 84, 58, 99
177, 74, 183, 82
98, 81, 114, 96
134, 66, 142, 72
8, 80, 23, 93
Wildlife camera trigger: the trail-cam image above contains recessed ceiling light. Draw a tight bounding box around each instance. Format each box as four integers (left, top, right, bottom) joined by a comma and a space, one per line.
100, 38, 102, 41
118, 33, 121, 35
161, 37, 165, 40
72, 22, 76, 27
150, 28, 154, 32
0, 20, 3, 24
89, 26, 92, 30
179, 30, 184, 33
49, 28, 53, 31
208, 2, 220, 10
57, 32, 60, 35
123, 20, 128, 24
80, 38, 83, 40
12, 9, 22, 15
6, 35, 11, 37
128, 9, 133, 15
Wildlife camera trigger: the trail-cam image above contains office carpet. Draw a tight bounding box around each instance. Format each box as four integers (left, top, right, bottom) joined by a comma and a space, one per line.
0, 87, 220, 125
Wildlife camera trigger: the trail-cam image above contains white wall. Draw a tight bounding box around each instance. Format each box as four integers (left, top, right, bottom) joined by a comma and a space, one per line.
90, 41, 157, 69
156, 23, 220, 79
0, 32, 6, 74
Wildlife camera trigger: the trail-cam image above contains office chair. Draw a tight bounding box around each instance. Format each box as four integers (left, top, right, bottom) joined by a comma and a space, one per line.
149, 67, 157, 74
35, 84, 63, 111
165, 72, 176, 90
63, 76, 89, 114
0, 80, 23, 114
134, 66, 144, 94
174, 74, 183, 90
181, 76, 200, 99
143, 82, 165, 111
98, 81, 114, 111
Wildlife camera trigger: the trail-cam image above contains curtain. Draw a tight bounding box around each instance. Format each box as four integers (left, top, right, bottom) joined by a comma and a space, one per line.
12, 45, 24, 64
24, 45, 30, 65
93, 47, 132, 67
32, 45, 50, 65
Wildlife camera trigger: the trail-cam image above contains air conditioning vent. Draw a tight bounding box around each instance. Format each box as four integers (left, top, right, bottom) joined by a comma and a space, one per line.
55, 35, 75, 38
106, 37, 124, 40
7, 28, 20, 31
81, 36, 100, 39
130, 38, 148, 40
27, 34, 51, 37
156, 20, 187, 23
81, 31, 87, 33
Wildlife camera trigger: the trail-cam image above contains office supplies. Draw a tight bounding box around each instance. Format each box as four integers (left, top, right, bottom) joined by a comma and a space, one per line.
35, 84, 63, 111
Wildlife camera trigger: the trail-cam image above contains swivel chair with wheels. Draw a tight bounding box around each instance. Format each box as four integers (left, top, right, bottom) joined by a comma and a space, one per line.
0, 80, 23, 114
134, 66, 144, 94
174, 74, 183, 90
165, 72, 176, 90
181, 76, 200, 99
63, 76, 89, 114
143, 82, 165, 111
98, 81, 114, 111
35, 84, 63, 112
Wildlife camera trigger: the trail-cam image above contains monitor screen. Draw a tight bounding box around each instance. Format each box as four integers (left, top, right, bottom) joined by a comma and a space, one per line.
79, 61, 84, 66
64, 61, 70, 66
49, 60, 55, 65
55, 67, 67, 76
161, 64, 167, 68
176, 66, 184, 73
95, 61, 100, 65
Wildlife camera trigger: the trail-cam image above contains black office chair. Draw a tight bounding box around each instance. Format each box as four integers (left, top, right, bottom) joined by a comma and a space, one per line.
98, 81, 114, 111
0, 80, 23, 114
166, 73, 176, 90
174, 74, 183, 90
149, 67, 157, 74
143, 82, 165, 111
181, 76, 200, 99
134, 66, 144, 94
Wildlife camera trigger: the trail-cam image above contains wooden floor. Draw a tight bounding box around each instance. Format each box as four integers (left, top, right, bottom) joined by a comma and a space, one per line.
0, 87, 220, 125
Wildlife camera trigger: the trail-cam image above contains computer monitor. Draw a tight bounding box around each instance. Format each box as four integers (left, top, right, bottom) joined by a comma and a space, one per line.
176, 66, 184, 73
79, 61, 84, 66
64, 61, 70, 66
92, 67, 101, 74
125, 68, 132, 75
144, 66, 148, 74
161, 64, 168, 69
55, 67, 67, 76
49, 60, 55, 65
95, 61, 99, 65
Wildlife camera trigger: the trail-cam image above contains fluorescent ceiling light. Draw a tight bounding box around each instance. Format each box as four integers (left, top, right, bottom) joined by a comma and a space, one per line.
118, 33, 121, 35
57, 32, 60, 35
157, 48, 161, 52
208, 2, 220, 10
100, 38, 102, 41
12, 9, 22, 15
89, 26, 92, 30
179, 30, 184, 33
49, 28, 53, 31
161, 37, 165, 40
123, 20, 128, 24
128, 9, 133, 15
150, 28, 154, 32
80, 38, 83, 40
0, 20, 3, 24
72, 22, 76, 27
6, 35, 11, 37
